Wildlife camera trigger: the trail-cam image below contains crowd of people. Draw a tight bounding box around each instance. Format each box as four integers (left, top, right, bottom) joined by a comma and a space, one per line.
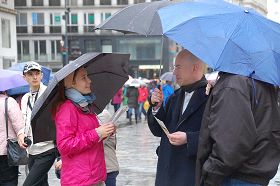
111, 79, 175, 125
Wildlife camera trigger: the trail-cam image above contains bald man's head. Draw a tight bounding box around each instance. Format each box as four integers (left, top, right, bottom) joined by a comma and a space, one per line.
176, 49, 203, 65
173, 49, 205, 86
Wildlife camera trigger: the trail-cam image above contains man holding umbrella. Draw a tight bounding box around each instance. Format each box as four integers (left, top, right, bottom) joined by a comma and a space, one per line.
21, 62, 56, 186
147, 49, 208, 186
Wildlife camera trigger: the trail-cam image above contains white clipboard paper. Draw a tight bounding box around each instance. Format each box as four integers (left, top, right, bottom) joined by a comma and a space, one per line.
154, 116, 170, 136
110, 105, 129, 125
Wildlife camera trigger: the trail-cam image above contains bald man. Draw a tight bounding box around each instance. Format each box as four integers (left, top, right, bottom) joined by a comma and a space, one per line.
147, 49, 208, 186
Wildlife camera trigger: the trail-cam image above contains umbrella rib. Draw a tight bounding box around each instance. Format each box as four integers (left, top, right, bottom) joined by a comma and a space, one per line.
214, 13, 248, 70
88, 71, 128, 78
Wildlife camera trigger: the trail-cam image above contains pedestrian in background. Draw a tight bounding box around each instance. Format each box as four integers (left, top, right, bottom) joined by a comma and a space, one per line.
0, 91, 26, 186
52, 67, 116, 186
21, 62, 57, 186
138, 84, 148, 120
147, 49, 208, 186
162, 80, 174, 107
126, 85, 139, 124
111, 88, 123, 112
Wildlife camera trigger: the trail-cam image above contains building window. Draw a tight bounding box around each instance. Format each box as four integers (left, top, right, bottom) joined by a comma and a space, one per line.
1, 19, 11, 48
84, 13, 95, 25
84, 13, 95, 32
3, 58, 14, 69
1, 0, 7, 4
69, 40, 81, 60
34, 40, 46, 60
17, 40, 30, 61
83, 0, 94, 5
101, 13, 111, 22
84, 40, 98, 52
32, 13, 44, 25
32, 0, 43, 6
117, 38, 161, 60
101, 39, 112, 53
49, 0, 60, 6
32, 13, 44, 33
50, 13, 61, 33
66, 13, 78, 33
100, 0, 111, 5
50, 13, 61, 25
16, 13, 28, 33
66, 0, 78, 6
51, 40, 60, 60
134, 0, 145, 3
15, 0, 26, 6
16, 13, 27, 25
117, 0, 128, 5
69, 13, 78, 25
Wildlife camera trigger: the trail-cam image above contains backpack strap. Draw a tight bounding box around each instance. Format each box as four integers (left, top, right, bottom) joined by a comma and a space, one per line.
5, 97, 8, 139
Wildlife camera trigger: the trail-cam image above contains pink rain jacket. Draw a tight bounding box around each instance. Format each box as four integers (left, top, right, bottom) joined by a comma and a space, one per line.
55, 100, 106, 186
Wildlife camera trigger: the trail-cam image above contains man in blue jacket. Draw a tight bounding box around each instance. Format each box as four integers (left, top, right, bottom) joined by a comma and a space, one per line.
147, 49, 208, 186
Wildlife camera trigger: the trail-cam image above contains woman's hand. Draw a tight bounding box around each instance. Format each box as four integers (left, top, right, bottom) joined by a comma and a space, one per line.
55, 160, 62, 170
96, 122, 116, 140
17, 133, 27, 149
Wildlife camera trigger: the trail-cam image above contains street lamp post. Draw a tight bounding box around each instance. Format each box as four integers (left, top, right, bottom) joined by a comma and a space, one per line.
62, 4, 70, 66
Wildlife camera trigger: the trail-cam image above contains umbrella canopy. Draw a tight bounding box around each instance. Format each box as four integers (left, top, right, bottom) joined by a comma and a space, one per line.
158, 0, 280, 85
0, 69, 28, 91
129, 79, 143, 87
7, 62, 52, 95
31, 53, 130, 143
96, 1, 175, 35
160, 72, 176, 82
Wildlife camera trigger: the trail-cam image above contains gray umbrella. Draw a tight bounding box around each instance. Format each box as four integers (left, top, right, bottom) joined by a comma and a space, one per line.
160, 72, 176, 82
31, 52, 129, 143
96, 1, 175, 35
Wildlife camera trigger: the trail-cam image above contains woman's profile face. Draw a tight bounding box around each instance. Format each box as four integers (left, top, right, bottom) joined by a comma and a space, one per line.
72, 67, 92, 94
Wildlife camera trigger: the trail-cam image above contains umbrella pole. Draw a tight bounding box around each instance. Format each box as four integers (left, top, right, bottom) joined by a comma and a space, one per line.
158, 35, 164, 89
159, 35, 164, 78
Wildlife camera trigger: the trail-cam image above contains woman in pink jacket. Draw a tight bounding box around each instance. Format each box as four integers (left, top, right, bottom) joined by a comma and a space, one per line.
52, 67, 116, 186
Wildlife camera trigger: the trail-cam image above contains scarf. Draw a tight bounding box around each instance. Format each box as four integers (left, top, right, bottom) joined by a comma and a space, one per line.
65, 88, 96, 108
181, 76, 208, 93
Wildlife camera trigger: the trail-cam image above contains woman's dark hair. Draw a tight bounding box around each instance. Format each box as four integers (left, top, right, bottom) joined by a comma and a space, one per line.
51, 68, 80, 117
51, 81, 66, 118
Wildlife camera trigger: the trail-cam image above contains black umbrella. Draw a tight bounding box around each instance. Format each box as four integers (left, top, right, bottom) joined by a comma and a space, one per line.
31, 53, 130, 143
96, 1, 175, 35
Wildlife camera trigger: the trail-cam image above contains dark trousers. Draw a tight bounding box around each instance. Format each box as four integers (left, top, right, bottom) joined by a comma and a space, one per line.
105, 171, 119, 186
0, 155, 18, 186
23, 148, 56, 186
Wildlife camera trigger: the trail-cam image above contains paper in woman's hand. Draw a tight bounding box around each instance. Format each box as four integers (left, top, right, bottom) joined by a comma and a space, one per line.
154, 116, 170, 136
110, 105, 129, 125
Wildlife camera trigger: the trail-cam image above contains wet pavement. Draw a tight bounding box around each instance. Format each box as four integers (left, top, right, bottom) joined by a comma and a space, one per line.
18, 106, 280, 186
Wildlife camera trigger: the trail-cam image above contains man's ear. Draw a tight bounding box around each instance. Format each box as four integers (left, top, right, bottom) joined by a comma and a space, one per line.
193, 63, 198, 72
23, 74, 27, 81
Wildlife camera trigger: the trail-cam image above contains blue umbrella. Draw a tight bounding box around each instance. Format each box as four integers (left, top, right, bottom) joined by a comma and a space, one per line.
7, 62, 52, 95
0, 69, 28, 91
158, 0, 280, 85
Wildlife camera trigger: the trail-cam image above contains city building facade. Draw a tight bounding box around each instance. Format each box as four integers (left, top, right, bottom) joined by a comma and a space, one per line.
15, 0, 268, 78
0, 0, 17, 69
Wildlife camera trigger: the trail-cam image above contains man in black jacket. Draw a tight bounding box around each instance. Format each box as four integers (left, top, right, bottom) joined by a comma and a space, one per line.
147, 49, 208, 186
196, 73, 280, 186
